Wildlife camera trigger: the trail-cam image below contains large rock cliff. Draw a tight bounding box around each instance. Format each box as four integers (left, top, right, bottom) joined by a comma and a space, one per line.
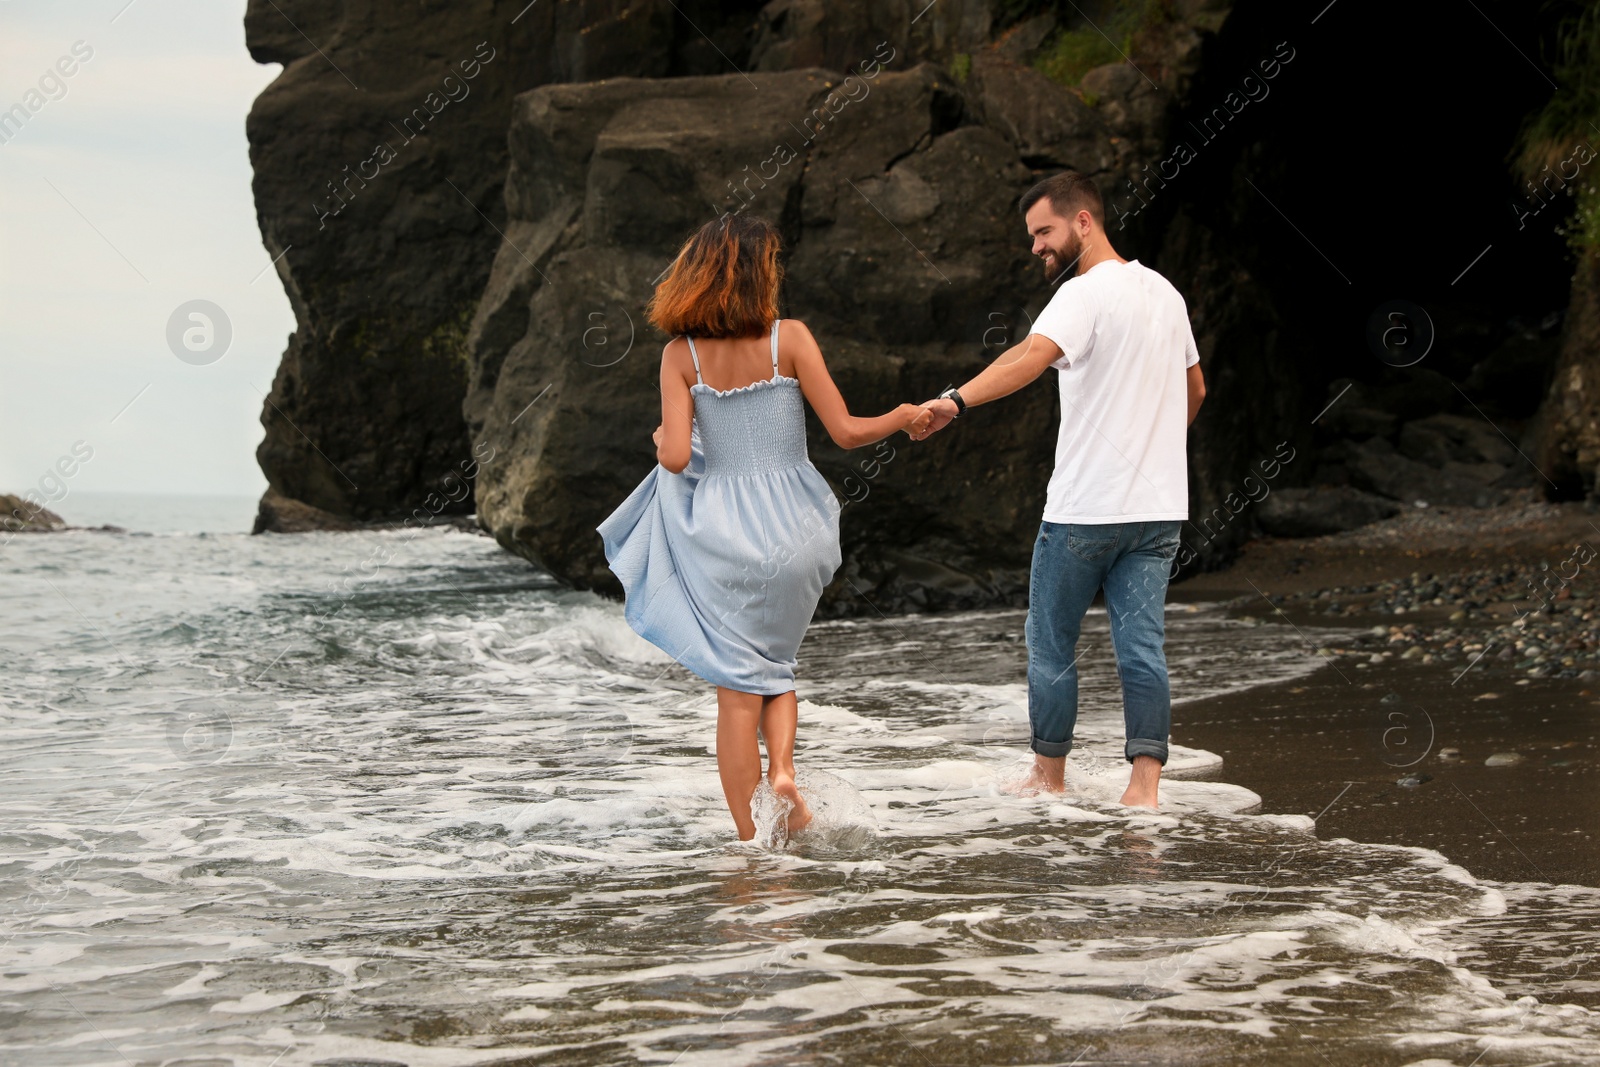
243, 0, 769, 530
465, 65, 1048, 611
460, 5, 1248, 611
245, 0, 1252, 609
245, 0, 1577, 611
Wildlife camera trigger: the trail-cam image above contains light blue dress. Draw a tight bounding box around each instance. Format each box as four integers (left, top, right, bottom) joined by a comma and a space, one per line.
597, 320, 843, 695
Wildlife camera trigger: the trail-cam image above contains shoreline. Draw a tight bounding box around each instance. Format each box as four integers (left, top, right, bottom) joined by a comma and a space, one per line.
1169, 500, 1600, 888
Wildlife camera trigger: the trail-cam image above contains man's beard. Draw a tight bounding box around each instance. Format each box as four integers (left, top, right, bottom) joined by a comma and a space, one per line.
1040, 230, 1084, 285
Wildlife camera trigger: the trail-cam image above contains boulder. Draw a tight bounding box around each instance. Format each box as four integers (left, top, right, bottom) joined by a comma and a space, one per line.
1338, 436, 1517, 507
992, 14, 1058, 63
1079, 62, 1170, 163
1465, 326, 1561, 418
251, 488, 362, 533
965, 53, 1112, 172
466, 65, 1056, 612
1256, 486, 1400, 538
749, 0, 995, 73
1315, 380, 1397, 440
1397, 412, 1519, 468
1, 494, 66, 533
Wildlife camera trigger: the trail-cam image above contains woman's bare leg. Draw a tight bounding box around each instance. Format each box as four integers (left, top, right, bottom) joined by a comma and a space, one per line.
716, 686, 764, 840
760, 691, 811, 833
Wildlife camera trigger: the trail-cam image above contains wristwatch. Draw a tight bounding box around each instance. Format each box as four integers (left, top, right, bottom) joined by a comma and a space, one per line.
938, 385, 966, 416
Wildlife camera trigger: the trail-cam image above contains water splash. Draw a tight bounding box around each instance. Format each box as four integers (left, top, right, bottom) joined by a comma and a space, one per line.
3, 528, 1598, 1066
747, 767, 880, 852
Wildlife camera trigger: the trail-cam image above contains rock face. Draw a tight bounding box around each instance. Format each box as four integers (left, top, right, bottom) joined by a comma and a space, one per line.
458, 4, 1267, 610
748, 0, 995, 72
257, 0, 1432, 607
242, 0, 765, 531
251, 488, 360, 534
466, 65, 1050, 612
1531, 253, 1600, 499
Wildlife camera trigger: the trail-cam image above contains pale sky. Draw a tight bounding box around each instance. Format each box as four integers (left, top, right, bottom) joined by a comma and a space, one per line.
1, 0, 294, 501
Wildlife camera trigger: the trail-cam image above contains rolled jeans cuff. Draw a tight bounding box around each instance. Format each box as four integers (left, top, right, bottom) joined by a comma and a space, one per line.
1031, 735, 1072, 759
1126, 738, 1168, 765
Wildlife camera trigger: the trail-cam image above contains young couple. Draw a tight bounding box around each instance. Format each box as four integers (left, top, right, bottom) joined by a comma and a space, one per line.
598, 171, 1207, 840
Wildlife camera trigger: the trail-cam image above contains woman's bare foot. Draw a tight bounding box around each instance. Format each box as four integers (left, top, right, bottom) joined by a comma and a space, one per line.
769, 768, 812, 834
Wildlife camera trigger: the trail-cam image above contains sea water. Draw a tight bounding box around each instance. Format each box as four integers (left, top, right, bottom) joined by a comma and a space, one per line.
2, 505, 1598, 1065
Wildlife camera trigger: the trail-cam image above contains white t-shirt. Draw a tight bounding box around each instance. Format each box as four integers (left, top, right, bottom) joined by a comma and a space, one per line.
1026, 258, 1198, 524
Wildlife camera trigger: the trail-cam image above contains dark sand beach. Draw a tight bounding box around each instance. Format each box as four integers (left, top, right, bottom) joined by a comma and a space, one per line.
1173, 499, 1600, 888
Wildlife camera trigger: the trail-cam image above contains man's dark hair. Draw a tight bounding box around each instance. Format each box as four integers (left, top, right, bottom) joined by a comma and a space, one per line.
1019, 171, 1103, 225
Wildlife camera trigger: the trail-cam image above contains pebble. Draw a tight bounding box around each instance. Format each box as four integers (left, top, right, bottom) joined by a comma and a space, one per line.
1397, 773, 1431, 787
1231, 533, 1600, 680
1485, 752, 1525, 767
1438, 747, 1461, 761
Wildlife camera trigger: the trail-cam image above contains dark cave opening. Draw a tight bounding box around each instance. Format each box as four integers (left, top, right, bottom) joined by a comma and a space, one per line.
1148, 0, 1582, 503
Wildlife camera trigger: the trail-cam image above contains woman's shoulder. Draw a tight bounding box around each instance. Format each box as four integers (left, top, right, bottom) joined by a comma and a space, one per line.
776, 318, 818, 351
660, 335, 693, 365
659, 337, 697, 385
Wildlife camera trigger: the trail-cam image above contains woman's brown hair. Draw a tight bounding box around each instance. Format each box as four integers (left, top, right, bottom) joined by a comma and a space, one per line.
647, 214, 782, 338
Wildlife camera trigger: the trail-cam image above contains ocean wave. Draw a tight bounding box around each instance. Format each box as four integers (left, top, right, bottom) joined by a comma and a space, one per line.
3, 527, 1598, 1064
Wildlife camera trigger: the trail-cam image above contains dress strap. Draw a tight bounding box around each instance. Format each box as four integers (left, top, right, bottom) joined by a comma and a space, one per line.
684, 335, 703, 385
769, 318, 781, 379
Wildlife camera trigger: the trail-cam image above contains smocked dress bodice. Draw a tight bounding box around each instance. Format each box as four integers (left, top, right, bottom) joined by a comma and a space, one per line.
691, 376, 808, 476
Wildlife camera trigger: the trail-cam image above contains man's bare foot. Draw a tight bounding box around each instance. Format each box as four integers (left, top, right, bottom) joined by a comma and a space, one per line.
770, 769, 812, 834
1001, 754, 1067, 796
1119, 754, 1162, 809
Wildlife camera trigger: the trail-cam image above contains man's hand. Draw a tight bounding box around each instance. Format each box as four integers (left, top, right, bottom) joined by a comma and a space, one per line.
909, 398, 959, 441
652, 424, 664, 448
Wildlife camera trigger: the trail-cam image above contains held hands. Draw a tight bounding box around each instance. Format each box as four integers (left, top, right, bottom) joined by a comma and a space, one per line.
898, 404, 933, 439
908, 397, 959, 442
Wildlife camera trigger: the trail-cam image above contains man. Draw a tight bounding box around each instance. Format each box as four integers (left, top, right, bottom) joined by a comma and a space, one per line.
914, 170, 1206, 808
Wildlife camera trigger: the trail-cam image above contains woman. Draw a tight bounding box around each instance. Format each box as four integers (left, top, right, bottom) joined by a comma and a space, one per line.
597, 214, 929, 840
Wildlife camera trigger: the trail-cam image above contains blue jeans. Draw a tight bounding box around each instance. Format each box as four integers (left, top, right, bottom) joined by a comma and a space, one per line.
1025, 519, 1182, 764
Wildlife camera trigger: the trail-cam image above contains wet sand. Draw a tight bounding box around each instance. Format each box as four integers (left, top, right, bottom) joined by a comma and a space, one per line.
1173, 661, 1599, 887
1170, 500, 1600, 888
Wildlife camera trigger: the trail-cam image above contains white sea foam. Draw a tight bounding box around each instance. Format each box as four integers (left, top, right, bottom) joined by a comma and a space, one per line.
2, 527, 1598, 1064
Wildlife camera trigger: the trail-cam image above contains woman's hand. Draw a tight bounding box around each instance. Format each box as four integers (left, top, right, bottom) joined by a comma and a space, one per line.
652, 424, 664, 448
899, 403, 932, 439
909, 397, 957, 441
